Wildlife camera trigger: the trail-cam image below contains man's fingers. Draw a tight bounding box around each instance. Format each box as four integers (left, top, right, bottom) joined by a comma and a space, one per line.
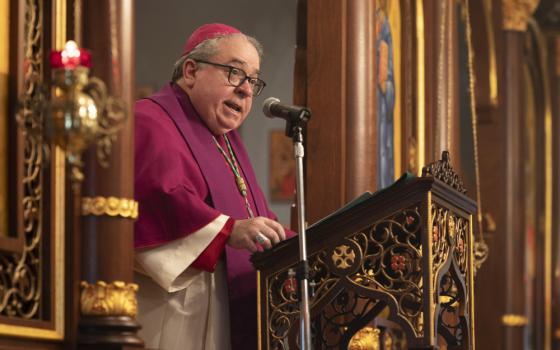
229, 217, 289, 253
275, 222, 286, 241
254, 232, 272, 249
263, 218, 286, 241
259, 226, 280, 245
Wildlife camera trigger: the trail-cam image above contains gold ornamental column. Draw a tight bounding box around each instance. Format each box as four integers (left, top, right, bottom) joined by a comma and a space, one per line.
75, 0, 142, 348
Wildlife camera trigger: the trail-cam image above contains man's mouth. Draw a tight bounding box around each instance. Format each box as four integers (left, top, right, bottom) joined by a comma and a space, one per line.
224, 101, 242, 113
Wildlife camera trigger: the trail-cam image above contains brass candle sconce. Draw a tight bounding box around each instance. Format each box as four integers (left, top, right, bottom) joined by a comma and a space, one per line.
18, 40, 125, 186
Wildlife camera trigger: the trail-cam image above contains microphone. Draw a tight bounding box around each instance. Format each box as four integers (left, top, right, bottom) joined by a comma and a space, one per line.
262, 97, 311, 122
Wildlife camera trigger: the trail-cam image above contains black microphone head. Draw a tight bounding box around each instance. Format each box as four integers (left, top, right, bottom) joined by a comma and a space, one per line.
262, 97, 280, 118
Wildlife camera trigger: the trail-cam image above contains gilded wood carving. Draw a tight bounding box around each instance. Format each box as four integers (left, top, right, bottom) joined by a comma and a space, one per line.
80, 281, 138, 317
256, 153, 476, 349
3, 0, 44, 320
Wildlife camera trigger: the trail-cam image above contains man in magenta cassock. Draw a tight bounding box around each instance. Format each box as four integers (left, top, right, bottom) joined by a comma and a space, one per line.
134, 23, 290, 350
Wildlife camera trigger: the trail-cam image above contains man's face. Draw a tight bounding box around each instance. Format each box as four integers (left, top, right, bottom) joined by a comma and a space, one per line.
186, 35, 260, 135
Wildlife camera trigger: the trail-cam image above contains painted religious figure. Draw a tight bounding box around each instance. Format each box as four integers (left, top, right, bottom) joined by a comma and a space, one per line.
376, 0, 395, 189
269, 130, 295, 201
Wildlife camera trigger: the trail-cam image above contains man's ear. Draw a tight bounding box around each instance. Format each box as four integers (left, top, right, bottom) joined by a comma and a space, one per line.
183, 59, 198, 86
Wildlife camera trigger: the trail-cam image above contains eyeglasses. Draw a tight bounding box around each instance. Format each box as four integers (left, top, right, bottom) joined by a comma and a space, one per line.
194, 59, 266, 97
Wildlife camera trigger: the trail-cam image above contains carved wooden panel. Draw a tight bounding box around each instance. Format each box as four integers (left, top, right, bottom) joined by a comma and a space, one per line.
254, 160, 477, 349
0, 0, 65, 344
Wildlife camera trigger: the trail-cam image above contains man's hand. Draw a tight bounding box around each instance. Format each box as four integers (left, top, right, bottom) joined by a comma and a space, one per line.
228, 217, 287, 252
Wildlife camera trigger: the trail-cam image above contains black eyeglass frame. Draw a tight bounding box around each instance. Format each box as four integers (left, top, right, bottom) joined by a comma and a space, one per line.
194, 59, 266, 97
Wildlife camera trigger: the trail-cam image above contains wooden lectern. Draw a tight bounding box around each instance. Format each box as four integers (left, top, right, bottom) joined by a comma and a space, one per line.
252, 152, 476, 349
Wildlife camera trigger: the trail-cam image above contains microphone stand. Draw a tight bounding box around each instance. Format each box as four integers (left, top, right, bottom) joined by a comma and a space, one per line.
284, 109, 312, 350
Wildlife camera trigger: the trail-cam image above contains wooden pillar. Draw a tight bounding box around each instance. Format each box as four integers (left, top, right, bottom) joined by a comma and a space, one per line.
76, 0, 142, 348
501, 30, 526, 350
500, 1, 538, 349
469, 1, 507, 349
305, 0, 347, 224
305, 0, 376, 224
345, 0, 376, 201
533, 5, 560, 346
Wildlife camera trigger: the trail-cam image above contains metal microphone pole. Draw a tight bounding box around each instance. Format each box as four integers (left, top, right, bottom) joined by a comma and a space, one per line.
286, 110, 312, 350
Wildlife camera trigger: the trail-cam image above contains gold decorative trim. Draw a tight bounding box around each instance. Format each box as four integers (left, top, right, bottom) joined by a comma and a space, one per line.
483, 0, 499, 105
332, 244, 356, 269
0, 0, 65, 340
7, 0, 43, 321
383, 330, 394, 349
0, 147, 65, 340
0, 0, 8, 238
81, 196, 138, 219
404, 0, 416, 173
389, 0, 402, 180
426, 191, 435, 339
53, 0, 67, 339
469, 214, 477, 349
422, 151, 467, 193
501, 0, 539, 31
349, 326, 380, 350
416, 0, 425, 176
80, 281, 138, 317
501, 314, 528, 327
0, 324, 63, 340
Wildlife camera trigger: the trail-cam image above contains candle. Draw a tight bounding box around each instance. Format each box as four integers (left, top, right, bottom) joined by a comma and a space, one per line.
49, 40, 91, 69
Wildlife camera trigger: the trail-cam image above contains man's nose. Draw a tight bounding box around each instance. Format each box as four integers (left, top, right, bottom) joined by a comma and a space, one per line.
235, 78, 253, 97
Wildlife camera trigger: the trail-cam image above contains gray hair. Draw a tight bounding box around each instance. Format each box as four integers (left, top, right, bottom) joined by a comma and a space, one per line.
171, 33, 264, 82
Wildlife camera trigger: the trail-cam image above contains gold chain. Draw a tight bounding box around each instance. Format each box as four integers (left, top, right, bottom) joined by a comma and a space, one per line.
212, 135, 254, 218
464, 0, 487, 247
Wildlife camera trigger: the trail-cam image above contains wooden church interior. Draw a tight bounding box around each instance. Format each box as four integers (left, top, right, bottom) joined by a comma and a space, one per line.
1, 0, 560, 349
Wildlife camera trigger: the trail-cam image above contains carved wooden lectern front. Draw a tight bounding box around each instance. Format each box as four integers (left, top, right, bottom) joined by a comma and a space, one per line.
252, 153, 476, 349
